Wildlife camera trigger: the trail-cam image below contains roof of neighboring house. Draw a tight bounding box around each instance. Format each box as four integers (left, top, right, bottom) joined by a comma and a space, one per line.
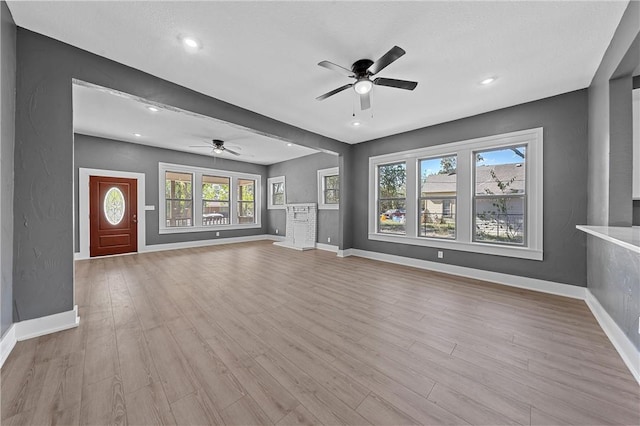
421, 163, 525, 195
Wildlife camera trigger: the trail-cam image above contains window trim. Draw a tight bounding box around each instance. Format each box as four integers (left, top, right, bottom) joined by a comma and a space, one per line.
159, 162, 261, 234
368, 128, 543, 260
317, 167, 340, 210
267, 176, 286, 210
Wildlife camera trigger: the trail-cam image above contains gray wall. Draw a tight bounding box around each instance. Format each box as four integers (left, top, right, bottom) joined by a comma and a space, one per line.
352, 89, 589, 287
1, 0, 15, 334
74, 134, 268, 251
267, 152, 339, 245
588, 236, 640, 351
14, 29, 347, 322
587, 1, 640, 349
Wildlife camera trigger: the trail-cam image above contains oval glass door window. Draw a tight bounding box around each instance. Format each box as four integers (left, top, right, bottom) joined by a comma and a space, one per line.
104, 187, 125, 225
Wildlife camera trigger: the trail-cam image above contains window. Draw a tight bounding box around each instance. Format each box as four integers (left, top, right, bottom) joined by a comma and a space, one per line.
202, 175, 229, 226
159, 163, 261, 233
377, 162, 406, 235
268, 176, 286, 209
317, 167, 339, 209
419, 155, 457, 239
473, 146, 526, 245
165, 171, 193, 227
237, 179, 255, 224
368, 128, 543, 260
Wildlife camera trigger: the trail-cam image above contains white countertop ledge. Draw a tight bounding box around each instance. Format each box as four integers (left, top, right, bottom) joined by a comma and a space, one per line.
576, 225, 640, 254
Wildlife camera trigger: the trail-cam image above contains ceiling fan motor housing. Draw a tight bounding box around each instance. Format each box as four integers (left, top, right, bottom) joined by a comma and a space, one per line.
352, 59, 374, 77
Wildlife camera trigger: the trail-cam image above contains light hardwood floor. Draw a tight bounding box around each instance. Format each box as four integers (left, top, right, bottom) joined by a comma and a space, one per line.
2, 241, 638, 425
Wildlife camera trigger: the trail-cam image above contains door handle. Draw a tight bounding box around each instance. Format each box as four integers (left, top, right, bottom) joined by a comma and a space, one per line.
132, 214, 137, 223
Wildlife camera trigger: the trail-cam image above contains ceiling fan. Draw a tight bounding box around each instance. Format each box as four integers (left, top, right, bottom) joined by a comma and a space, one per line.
316, 46, 418, 110
189, 139, 241, 156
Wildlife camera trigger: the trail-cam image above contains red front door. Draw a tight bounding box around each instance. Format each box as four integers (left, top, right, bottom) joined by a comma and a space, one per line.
90, 176, 138, 257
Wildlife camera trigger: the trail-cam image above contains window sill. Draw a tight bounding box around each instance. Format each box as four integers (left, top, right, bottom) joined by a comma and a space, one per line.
368, 233, 543, 260
318, 204, 339, 210
160, 223, 261, 234
268, 205, 286, 210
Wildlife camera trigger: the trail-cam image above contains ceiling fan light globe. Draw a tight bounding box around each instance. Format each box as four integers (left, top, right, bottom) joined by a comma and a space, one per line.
213, 148, 224, 154
354, 79, 373, 94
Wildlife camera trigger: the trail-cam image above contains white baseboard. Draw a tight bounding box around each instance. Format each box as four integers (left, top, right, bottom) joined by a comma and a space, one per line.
316, 243, 339, 253
585, 290, 640, 384
142, 234, 275, 253
75, 234, 278, 259
0, 305, 79, 368
343, 248, 586, 299
0, 324, 17, 368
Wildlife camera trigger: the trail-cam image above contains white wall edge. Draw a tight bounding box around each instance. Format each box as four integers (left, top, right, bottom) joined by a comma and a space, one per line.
141, 234, 276, 253
0, 324, 17, 369
585, 289, 640, 385
316, 243, 339, 253
1, 306, 80, 369
15, 305, 80, 341
344, 248, 586, 299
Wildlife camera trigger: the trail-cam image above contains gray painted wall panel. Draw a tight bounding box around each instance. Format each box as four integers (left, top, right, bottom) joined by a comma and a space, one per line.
352, 90, 589, 287
587, 1, 640, 348
1, 0, 16, 334
74, 134, 267, 250
588, 236, 640, 351
14, 29, 346, 321
267, 152, 339, 244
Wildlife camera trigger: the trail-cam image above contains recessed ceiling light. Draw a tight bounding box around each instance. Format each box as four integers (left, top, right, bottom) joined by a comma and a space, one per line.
351, 121, 361, 127
133, 133, 142, 137
180, 35, 201, 51
480, 77, 496, 85
287, 143, 293, 147
147, 106, 159, 112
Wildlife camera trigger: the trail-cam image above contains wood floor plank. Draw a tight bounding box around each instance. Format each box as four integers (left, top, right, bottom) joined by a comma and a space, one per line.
116, 327, 158, 395
256, 350, 371, 426
79, 375, 127, 426
204, 325, 300, 423
124, 381, 176, 426
144, 325, 198, 403
170, 389, 225, 425
220, 394, 273, 426
355, 392, 421, 426
276, 404, 321, 426
3, 241, 637, 426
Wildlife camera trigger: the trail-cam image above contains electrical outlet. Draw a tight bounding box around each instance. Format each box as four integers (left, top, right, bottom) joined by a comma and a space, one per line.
275, 228, 279, 234
216, 231, 220, 237
438, 250, 444, 259
327, 237, 331, 243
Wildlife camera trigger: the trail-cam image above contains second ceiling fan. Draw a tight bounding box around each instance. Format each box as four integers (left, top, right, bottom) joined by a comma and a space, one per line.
316, 45, 418, 110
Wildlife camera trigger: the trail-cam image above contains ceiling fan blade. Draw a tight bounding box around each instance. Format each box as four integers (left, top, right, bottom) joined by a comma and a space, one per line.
318, 60, 355, 77
189, 145, 213, 148
374, 77, 418, 90
225, 148, 241, 156
367, 46, 406, 75
360, 91, 371, 110
316, 84, 353, 101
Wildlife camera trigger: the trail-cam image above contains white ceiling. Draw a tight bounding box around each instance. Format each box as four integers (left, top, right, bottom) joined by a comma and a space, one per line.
73, 82, 321, 165
9, 1, 629, 144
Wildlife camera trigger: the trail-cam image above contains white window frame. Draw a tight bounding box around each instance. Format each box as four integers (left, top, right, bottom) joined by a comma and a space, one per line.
368, 128, 543, 260
159, 162, 261, 234
267, 176, 286, 209
318, 167, 340, 210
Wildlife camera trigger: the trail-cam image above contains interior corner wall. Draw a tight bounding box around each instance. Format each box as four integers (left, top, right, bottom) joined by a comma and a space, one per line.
587, 0, 640, 350
266, 152, 339, 245
14, 28, 346, 322
74, 134, 268, 250
0, 0, 16, 335
352, 89, 589, 287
